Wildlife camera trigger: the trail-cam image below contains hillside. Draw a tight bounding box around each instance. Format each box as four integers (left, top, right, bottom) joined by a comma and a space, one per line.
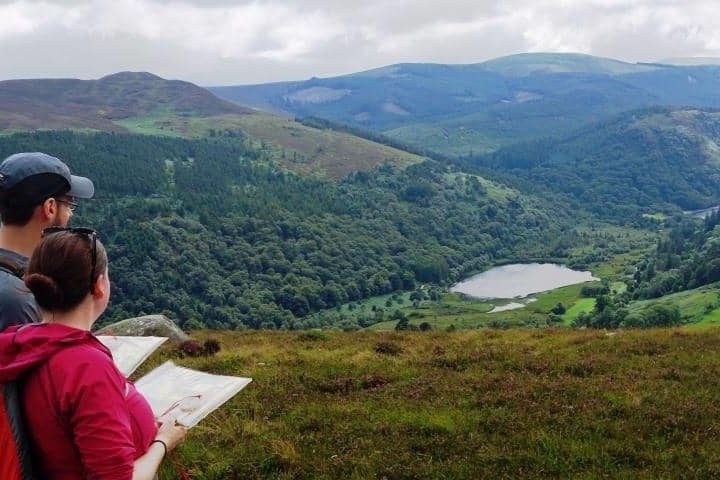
466, 107, 720, 221
155, 327, 720, 479
0, 72, 250, 132
630, 210, 720, 301
3, 108, 717, 330
479, 52, 661, 76
0, 130, 574, 330
0, 72, 424, 179
210, 53, 720, 156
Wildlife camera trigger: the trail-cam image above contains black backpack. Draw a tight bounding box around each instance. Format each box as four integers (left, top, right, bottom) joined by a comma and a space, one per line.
0, 252, 37, 480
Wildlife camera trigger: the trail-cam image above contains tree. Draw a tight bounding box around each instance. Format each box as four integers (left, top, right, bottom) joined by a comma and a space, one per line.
551, 303, 566, 315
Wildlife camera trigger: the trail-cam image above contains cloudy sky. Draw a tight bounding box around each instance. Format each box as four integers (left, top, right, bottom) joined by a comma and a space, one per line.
0, 0, 718, 86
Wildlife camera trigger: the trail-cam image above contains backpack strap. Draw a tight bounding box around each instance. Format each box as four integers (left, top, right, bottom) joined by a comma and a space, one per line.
0, 253, 25, 279
2, 382, 38, 480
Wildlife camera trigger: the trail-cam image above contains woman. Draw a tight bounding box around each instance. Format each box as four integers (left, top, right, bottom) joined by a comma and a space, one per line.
0, 227, 186, 480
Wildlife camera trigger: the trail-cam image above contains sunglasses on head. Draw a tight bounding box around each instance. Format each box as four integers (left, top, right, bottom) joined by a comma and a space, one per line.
41, 227, 98, 290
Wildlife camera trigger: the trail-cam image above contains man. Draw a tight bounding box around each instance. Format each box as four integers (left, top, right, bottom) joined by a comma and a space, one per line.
0, 152, 94, 330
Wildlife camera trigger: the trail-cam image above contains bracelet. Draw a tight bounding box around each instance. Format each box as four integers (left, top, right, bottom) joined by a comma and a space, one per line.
151, 439, 168, 457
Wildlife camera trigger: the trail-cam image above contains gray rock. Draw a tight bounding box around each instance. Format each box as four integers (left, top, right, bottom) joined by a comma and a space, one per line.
95, 314, 190, 345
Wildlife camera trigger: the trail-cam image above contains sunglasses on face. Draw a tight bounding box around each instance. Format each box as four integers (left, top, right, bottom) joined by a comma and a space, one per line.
41, 227, 98, 289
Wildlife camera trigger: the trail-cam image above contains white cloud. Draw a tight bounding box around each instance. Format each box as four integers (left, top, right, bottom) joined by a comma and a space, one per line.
0, 0, 719, 84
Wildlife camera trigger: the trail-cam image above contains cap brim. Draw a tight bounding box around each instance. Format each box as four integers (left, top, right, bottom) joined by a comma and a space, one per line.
68, 175, 94, 199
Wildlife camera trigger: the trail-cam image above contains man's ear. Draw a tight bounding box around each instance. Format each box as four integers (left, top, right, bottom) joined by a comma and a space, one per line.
38, 197, 57, 222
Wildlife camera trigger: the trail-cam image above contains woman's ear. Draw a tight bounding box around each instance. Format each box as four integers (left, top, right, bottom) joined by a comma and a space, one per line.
92, 274, 108, 300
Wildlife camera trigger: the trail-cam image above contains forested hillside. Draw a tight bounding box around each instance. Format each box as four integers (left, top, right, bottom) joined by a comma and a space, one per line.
632, 211, 720, 299
568, 211, 720, 330
0, 131, 570, 329
465, 108, 720, 221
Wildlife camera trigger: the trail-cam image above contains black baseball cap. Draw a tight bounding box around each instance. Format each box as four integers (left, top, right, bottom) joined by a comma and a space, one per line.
0, 152, 94, 199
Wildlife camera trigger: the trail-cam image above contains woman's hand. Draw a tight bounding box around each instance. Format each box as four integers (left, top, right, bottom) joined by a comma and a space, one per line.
155, 419, 188, 452
133, 420, 188, 480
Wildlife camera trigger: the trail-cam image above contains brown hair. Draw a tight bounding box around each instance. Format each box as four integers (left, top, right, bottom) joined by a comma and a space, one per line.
25, 230, 108, 312
0, 173, 69, 226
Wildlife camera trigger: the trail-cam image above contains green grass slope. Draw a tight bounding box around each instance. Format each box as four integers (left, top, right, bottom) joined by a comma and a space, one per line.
152, 327, 720, 479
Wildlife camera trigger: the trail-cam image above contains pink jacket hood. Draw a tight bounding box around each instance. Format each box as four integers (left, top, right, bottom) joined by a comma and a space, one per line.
0, 323, 106, 383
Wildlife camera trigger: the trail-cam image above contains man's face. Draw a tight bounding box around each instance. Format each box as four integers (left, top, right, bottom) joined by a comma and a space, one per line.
52, 195, 76, 227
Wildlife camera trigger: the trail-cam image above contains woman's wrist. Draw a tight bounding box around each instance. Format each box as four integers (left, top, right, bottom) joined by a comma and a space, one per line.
150, 438, 168, 457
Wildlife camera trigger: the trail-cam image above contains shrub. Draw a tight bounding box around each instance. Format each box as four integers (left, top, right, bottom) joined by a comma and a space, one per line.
178, 339, 222, 357
179, 340, 204, 357
203, 339, 221, 356
297, 330, 329, 341
374, 341, 402, 355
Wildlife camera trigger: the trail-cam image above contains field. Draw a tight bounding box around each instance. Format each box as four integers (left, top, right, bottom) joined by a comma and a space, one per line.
149, 328, 720, 479
627, 283, 720, 327
365, 283, 594, 330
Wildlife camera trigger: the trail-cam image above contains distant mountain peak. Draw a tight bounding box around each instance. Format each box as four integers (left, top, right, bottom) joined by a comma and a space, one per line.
99, 71, 165, 82
478, 52, 659, 76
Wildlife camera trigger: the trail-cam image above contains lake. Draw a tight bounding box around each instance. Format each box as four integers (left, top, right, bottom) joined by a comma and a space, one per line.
450, 263, 597, 299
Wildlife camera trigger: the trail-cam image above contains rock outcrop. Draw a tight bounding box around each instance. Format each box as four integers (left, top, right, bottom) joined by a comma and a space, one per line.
95, 314, 190, 345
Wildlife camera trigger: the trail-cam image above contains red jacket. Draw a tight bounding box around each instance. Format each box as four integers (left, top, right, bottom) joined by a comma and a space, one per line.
0, 323, 158, 480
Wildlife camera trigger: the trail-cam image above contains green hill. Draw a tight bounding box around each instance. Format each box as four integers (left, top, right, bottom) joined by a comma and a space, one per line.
0, 71, 250, 131
466, 107, 720, 221
0, 73, 424, 179
630, 210, 720, 301
4, 107, 718, 330
210, 53, 720, 156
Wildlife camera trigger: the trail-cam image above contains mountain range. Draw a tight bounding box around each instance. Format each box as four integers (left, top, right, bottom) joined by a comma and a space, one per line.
3, 53, 720, 330
210, 53, 720, 156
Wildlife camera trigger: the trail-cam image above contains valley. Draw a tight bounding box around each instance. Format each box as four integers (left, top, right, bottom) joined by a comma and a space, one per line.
4, 51, 720, 480
2, 57, 720, 332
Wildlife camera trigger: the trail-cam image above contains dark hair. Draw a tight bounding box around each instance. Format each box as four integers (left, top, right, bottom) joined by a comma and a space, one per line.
24, 231, 107, 312
0, 173, 69, 225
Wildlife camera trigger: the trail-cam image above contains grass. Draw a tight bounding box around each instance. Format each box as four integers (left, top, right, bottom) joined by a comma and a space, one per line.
334, 291, 416, 315
642, 213, 667, 221
234, 113, 424, 179
562, 298, 596, 325
626, 283, 720, 326
115, 112, 424, 180
148, 327, 720, 479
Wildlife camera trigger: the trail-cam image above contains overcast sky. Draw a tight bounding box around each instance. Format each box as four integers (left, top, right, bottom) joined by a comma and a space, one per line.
0, 0, 718, 86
